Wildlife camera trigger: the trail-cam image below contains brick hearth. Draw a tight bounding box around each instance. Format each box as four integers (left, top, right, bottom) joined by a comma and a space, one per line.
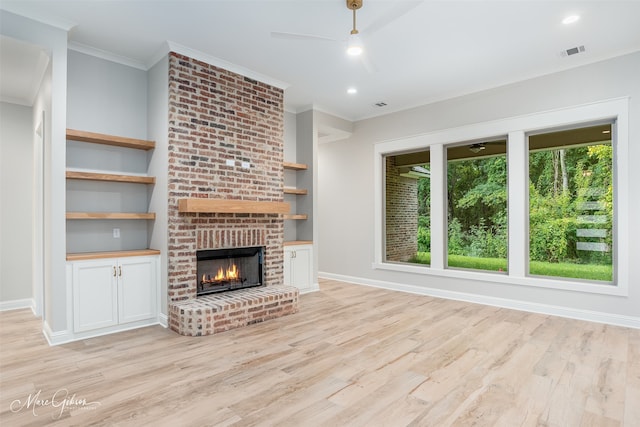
169, 285, 299, 336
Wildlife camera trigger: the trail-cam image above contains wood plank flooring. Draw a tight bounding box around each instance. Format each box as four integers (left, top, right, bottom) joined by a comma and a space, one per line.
1, 278, 639, 426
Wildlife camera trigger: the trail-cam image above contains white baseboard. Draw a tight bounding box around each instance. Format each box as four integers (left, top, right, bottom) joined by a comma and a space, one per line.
158, 313, 168, 328
298, 282, 320, 295
319, 272, 640, 330
0, 298, 34, 312
43, 319, 162, 346
42, 321, 72, 346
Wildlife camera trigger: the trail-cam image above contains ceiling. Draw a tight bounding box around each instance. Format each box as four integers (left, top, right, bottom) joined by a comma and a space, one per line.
1, 1, 640, 120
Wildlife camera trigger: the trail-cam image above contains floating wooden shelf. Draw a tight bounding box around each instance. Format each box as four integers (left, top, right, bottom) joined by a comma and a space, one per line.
284, 187, 308, 195
283, 214, 308, 220
66, 170, 156, 184
66, 212, 156, 220
284, 240, 313, 246
66, 249, 161, 261
283, 161, 308, 171
67, 129, 155, 151
178, 199, 290, 214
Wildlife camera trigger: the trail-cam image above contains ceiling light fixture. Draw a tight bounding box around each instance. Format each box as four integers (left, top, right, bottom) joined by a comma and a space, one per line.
346, 0, 364, 56
562, 15, 580, 25
347, 87, 358, 95
469, 143, 486, 153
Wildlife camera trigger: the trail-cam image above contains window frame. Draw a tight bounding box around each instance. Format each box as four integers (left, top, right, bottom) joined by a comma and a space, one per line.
373, 97, 629, 297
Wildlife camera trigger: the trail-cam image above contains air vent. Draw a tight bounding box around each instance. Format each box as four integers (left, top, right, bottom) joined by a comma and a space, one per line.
373, 101, 388, 107
561, 45, 586, 57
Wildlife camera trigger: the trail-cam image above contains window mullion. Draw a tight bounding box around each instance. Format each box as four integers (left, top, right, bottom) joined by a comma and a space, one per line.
508, 130, 527, 277
430, 144, 445, 270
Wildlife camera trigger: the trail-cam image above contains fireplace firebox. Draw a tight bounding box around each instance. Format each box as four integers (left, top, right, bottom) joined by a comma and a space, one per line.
196, 246, 265, 296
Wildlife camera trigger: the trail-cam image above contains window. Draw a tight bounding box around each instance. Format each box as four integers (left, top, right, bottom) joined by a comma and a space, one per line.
384, 150, 430, 265
374, 98, 627, 296
528, 123, 614, 282
447, 140, 507, 272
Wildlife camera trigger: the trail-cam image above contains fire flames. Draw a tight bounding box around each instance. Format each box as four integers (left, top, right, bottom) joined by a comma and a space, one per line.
202, 263, 239, 284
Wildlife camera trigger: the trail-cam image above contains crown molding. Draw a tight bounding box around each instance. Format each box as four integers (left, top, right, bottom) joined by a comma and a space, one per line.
68, 41, 147, 70
167, 41, 289, 90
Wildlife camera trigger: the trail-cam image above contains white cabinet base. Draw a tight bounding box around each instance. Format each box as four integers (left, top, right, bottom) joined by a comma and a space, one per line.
284, 244, 317, 293
68, 254, 160, 341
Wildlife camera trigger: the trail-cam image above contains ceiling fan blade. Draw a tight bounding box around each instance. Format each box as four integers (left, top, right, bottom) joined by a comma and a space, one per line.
359, 52, 378, 74
270, 32, 337, 42
362, 0, 423, 36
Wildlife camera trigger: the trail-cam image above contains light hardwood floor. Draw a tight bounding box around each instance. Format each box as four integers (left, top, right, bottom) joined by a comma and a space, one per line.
1, 279, 639, 426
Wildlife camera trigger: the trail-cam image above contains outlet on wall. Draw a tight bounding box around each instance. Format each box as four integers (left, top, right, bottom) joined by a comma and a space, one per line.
113, 228, 120, 239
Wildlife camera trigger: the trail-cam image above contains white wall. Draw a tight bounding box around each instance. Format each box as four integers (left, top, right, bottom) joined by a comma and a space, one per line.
0, 102, 33, 304
318, 51, 640, 325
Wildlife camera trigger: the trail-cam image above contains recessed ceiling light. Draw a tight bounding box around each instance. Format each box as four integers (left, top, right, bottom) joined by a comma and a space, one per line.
562, 15, 580, 25
347, 87, 357, 95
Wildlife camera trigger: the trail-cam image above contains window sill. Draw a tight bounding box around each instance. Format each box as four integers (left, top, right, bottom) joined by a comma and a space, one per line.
371, 261, 626, 297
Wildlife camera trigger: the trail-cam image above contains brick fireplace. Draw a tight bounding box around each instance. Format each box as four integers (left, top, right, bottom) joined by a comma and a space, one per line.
166, 52, 298, 336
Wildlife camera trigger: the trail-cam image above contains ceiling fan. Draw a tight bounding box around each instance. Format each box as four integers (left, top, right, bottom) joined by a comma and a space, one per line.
271, 0, 422, 73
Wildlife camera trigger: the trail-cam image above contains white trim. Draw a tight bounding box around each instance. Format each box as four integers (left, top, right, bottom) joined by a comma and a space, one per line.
68, 41, 147, 70
146, 41, 171, 70
0, 298, 34, 312
42, 320, 70, 346
319, 272, 640, 330
167, 41, 290, 90
32, 110, 45, 318
0, 95, 33, 107
158, 313, 168, 328
43, 318, 161, 346
371, 261, 626, 296
507, 130, 527, 278
0, 5, 76, 32
298, 282, 321, 295
373, 97, 630, 297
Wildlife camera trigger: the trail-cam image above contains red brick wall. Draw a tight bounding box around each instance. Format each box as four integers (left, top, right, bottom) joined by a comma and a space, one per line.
167, 52, 285, 303
385, 156, 418, 262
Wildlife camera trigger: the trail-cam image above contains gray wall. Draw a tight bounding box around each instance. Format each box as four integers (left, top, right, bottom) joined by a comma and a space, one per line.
0, 102, 33, 303
318, 51, 640, 321
284, 111, 298, 243
66, 50, 150, 253
67, 50, 147, 138
147, 55, 169, 317
2, 9, 69, 335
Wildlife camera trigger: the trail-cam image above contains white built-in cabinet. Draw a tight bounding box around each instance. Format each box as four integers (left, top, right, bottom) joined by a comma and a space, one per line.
71, 255, 158, 333
284, 244, 313, 292
283, 159, 315, 292
65, 128, 161, 340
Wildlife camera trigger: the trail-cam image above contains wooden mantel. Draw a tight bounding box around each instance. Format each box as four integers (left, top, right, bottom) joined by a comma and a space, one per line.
178, 199, 290, 214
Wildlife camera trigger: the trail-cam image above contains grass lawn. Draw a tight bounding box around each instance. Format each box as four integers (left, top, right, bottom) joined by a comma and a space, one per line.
410, 252, 612, 282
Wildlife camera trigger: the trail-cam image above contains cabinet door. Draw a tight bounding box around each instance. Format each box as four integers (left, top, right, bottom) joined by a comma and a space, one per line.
117, 256, 156, 324
291, 245, 312, 289
73, 260, 118, 332
283, 247, 293, 286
